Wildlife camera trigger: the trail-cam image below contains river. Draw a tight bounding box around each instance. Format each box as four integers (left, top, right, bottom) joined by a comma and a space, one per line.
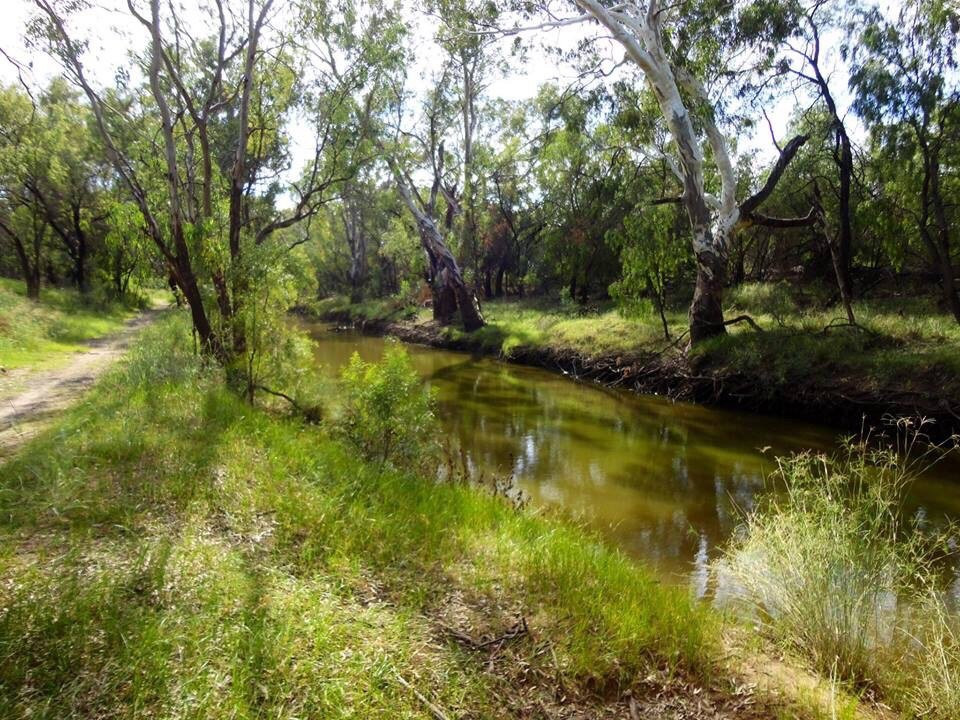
307, 323, 960, 599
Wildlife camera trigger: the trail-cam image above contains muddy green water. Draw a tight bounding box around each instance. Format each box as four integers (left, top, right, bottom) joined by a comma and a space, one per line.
308, 324, 960, 598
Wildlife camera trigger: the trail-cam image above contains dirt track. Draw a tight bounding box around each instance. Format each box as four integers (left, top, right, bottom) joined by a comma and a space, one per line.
0, 310, 158, 457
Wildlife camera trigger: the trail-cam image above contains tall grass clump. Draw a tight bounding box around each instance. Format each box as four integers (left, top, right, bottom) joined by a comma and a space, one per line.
717, 439, 959, 716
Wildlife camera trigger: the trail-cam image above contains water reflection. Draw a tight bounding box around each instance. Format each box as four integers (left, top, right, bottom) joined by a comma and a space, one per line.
307, 324, 960, 600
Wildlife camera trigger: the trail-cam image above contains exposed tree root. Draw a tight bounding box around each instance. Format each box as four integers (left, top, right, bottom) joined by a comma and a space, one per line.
723, 314, 765, 332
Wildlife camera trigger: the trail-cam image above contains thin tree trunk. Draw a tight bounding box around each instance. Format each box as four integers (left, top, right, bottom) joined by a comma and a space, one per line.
930, 155, 960, 323
813, 184, 855, 324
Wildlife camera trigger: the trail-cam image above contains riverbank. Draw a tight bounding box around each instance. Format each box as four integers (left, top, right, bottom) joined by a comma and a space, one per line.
0, 311, 873, 719
311, 286, 960, 440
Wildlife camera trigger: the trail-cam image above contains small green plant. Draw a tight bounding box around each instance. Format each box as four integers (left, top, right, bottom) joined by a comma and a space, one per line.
717, 439, 959, 715
335, 343, 436, 467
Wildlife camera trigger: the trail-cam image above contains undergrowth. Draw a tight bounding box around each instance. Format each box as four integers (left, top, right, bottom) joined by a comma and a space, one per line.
0, 277, 152, 371
315, 285, 960, 406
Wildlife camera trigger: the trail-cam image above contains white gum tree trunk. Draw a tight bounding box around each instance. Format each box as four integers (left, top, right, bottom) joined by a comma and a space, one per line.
575, 0, 739, 342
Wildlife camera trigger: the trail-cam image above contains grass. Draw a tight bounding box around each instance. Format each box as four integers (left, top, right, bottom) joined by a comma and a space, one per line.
312, 294, 417, 326
447, 297, 681, 356
0, 312, 730, 718
697, 282, 960, 402
717, 442, 960, 719
0, 277, 157, 372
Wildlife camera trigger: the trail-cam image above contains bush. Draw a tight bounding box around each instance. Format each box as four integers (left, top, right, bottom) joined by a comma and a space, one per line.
334, 343, 436, 468
717, 441, 959, 716
727, 282, 797, 326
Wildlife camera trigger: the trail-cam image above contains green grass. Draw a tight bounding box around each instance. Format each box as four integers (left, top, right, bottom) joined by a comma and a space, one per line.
0, 312, 726, 718
696, 282, 960, 401
0, 277, 157, 371
445, 297, 682, 356
311, 294, 417, 325
718, 444, 960, 719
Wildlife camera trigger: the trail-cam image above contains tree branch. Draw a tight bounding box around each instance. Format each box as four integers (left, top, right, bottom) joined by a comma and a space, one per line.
739, 134, 809, 216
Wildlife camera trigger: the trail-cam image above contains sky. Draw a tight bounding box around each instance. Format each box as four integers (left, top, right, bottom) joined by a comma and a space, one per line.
0, 0, 892, 184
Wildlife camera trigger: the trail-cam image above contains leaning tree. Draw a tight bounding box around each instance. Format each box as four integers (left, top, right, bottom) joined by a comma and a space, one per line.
378, 60, 486, 331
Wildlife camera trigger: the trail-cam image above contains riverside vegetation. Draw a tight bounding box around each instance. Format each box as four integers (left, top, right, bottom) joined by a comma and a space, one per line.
314, 282, 960, 434
0, 307, 957, 718
2, 0, 960, 715
0, 312, 722, 718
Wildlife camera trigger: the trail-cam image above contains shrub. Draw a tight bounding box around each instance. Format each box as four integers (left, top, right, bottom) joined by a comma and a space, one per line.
727, 281, 796, 326
334, 343, 436, 468
717, 442, 959, 715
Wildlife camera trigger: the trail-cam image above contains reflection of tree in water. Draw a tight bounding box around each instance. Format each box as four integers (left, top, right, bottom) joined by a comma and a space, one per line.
423, 353, 789, 578
310, 329, 850, 583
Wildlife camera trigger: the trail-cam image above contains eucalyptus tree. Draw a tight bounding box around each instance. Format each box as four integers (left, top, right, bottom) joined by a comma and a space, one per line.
487, 129, 544, 297
532, 85, 628, 301
739, 0, 859, 322
430, 0, 506, 286
0, 84, 47, 298
30, 0, 374, 363
379, 56, 486, 330
850, 0, 960, 323
488, 0, 814, 342
22, 79, 109, 294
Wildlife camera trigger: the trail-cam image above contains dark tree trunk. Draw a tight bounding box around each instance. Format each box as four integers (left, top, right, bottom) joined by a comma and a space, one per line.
455, 283, 484, 331
173, 258, 220, 358
482, 269, 493, 299
648, 274, 670, 341
813, 184, 855, 324
433, 282, 457, 325
688, 243, 727, 344
1, 219, 42, 300
25, 272, 40, 300
835, 130, 855, 301
72, 202, 89, 293
931, 157, 960, 323
76, 235, 88, 293
937, 251, 960, 323
495, 266, 505, 297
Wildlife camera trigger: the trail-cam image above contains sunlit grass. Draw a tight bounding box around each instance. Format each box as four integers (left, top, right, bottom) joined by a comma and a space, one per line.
0, 278, 155, 371
318, 284, 960, 406
717, 442, 960, 718
0, 312, 720, 718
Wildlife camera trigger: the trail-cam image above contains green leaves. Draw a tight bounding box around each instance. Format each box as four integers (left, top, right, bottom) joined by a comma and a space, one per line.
335, 344, 438, 468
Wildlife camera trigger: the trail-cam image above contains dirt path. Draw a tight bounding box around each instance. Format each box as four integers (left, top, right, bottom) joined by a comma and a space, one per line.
0, 309, 160, 457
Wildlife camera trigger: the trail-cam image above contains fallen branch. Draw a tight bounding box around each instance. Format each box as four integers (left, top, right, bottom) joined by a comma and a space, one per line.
817, 319, 881, 338
442, 616, 529, 651
393, 672, 450, 720
253, 384, 321, 422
